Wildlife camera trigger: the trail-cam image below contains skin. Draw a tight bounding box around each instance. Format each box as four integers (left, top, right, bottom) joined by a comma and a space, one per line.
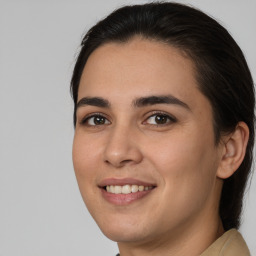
72, 37, 249, 256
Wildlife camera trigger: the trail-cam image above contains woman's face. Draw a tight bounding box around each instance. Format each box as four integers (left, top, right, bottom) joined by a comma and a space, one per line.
73, 38, 224, 244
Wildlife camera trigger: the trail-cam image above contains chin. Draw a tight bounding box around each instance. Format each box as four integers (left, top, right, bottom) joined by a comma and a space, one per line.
96, 217, 152, 243
103, 228, 150, 243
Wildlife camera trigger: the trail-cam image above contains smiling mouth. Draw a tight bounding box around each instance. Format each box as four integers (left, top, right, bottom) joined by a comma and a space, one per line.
104, 184, 155, 194
100, 184, 156, 205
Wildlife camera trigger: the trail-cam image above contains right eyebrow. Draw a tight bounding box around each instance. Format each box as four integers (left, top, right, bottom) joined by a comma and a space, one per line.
132, 95, 190, 110
76, 97, 110, 109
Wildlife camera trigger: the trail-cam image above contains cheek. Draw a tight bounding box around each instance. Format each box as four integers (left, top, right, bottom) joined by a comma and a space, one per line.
72, 133, 101, 194
72, 134, 105, 216
146, 128, 218, 208
147, 128, 213, 172
73, 132, 101, 172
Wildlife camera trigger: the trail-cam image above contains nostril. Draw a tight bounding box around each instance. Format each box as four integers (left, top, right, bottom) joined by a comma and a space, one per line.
121, 159, 133, 164
104, 158, 133, 168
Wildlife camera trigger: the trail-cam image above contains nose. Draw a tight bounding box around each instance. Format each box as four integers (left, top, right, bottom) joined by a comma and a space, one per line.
103, 125, 143, 168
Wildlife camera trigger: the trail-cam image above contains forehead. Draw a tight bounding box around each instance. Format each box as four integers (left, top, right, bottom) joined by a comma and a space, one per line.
78, 37, 209, 112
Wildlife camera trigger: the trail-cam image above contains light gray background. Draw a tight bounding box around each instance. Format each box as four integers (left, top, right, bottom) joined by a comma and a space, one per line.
0, 0, 255, 255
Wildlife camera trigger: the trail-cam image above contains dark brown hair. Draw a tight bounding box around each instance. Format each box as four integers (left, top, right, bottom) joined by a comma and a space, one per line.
70, 2, 255, 230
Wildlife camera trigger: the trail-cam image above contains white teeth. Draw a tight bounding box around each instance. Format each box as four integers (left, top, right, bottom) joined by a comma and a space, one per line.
138, 185, 144, 191
131, 185, 139, 193
105, 184, 153, 194
114, 185, 122, 194
110, 185, 115, 193
122, 185, 131, 194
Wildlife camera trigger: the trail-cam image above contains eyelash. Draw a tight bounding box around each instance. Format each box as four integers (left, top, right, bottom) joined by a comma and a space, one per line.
80, 111, 177, 127
144, 111, 177, 127
80, 113, 110, 126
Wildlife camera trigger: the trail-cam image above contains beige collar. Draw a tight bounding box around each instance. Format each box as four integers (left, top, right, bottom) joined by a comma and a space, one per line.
116, 229, 250, 256
200, 229, 250, 256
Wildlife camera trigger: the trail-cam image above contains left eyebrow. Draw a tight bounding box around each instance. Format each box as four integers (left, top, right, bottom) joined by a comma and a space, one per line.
76, 97, 110, 109
132, 95, 191, 110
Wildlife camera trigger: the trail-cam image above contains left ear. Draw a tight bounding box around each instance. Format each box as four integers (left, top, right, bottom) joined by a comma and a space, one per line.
217, 121, 249, 179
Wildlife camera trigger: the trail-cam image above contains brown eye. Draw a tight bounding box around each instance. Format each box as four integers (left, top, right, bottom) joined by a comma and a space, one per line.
155, 115, 168, 124
83, 115, 110, 126
93, 116, 106, 125
146, 113, 176, 125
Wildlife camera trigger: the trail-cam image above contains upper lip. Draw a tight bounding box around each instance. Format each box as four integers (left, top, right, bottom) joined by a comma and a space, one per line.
98, 178, 156, 187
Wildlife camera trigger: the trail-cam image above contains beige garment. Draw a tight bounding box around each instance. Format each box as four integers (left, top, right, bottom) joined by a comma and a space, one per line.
200, 229, 250, 256
116, 229, 250, 256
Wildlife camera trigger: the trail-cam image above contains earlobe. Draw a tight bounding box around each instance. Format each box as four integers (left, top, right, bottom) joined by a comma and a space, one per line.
217, 122, 249, 179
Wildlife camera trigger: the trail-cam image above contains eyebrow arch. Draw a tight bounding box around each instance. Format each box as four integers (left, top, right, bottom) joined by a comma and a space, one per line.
76, 97, 110, 109
76, 95, 190, 112
133, 95, 190, 110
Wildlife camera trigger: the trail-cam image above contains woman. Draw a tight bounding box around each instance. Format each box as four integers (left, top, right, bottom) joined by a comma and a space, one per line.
71, 2, 254, 255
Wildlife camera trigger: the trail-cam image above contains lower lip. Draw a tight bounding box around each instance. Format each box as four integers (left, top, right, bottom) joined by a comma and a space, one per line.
101, 188, 155, 205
